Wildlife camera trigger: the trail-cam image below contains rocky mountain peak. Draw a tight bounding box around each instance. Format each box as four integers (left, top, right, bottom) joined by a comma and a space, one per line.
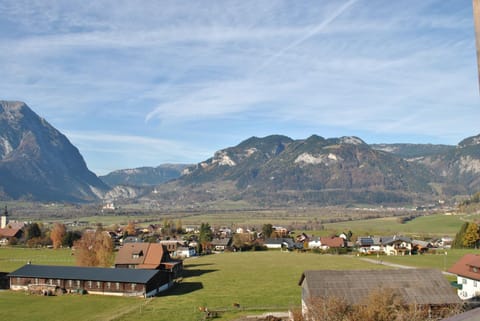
0, 100, 108, 202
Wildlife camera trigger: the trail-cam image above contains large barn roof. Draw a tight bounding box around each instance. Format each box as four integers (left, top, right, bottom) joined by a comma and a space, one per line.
8, 264, 160, 284
299, 269, 460, 306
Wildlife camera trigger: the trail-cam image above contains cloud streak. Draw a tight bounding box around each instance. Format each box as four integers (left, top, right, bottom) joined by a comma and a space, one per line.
0, 1, 478, 174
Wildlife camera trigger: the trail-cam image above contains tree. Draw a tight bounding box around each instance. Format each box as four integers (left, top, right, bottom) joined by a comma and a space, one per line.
26, 223, 42, 240
125, 221, 136, 236
199, 223, 213, 254
262, 224, 273, 239
74, 229, 114, 267
453, 222, 469, 248
50, 223, 66, 249
463, 222, 480, 248
63, 230, 82, 247
176, 219, 183, 234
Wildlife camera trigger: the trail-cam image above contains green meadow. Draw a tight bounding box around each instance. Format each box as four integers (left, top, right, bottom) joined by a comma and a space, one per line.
323, 213, 466, 237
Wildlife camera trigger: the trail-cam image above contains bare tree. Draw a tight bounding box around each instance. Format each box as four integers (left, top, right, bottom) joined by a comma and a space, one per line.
74, 229, 114, 267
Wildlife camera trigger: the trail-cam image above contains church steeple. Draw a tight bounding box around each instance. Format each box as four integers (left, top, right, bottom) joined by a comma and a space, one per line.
1, 205, 8, 228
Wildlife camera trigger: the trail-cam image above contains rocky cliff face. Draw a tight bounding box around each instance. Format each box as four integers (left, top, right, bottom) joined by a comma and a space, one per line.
0, 101, 108, 202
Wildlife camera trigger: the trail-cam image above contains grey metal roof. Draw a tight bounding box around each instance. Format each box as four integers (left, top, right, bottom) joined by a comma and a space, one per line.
8, 264, 160, 283
299, 269, 460, 306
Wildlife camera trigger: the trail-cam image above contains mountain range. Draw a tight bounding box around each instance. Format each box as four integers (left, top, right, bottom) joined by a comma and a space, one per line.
141, 134, 480, 207
1, 100, 480, 206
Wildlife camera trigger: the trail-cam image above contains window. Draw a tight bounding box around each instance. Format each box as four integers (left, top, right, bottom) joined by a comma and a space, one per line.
475, 281, 478, 288
68, 280, 73, 287
76, 280, 81, 287
131, 283, 136, 290
49, 279, 53, 285
116, 282, 120, 290
35, 278, 39, 284
106, 282, 111, 289
97, 281, 101, 288
474, 267, 479, 273
88, 281, 92, 288
57, 279, 61, 286
462, 278, 468, 285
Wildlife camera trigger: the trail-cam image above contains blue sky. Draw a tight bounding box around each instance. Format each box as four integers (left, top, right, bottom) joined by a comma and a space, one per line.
1, 0, 479, 175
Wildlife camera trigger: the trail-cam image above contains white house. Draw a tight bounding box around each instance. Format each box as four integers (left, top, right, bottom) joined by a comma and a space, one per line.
448, 254, 480, 300
381, 236, 412, 256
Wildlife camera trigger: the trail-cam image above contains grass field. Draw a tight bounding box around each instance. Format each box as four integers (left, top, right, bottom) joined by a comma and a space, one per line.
323, 213, 467, 237
1, 249, 390, 321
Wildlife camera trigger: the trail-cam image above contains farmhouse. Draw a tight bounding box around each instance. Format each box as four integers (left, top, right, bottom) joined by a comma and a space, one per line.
381, 235, 412, 256
448, 254, 480, 300
308, 236, 344, 250
8, 264, 170, 297
114, 242, 182, 278
298, 269, 460, 320
0, 227, 23, 246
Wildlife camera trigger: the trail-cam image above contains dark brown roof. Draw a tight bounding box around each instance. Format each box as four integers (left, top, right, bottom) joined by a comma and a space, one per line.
448, 254, 480, 281
299, 269, 460, 306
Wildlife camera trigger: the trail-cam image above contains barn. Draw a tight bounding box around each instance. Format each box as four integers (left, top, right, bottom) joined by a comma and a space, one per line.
8, 264, 171, 297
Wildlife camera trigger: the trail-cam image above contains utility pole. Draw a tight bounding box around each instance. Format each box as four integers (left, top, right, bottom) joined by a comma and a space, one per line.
473, 0, 480, 91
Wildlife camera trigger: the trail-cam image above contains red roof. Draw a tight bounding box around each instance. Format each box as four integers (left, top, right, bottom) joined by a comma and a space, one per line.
320, 236, 344, 248
448, 254, 480, 281
0, 227, 22, 238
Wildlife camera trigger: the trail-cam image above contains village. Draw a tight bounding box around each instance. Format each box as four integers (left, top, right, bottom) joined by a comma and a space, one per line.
2, 204, 480, 321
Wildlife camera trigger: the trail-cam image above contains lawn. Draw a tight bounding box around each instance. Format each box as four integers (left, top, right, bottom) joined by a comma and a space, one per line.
323, 213, 466, 237
0, 249, 389, 321
378, 248, 477, 271
0, 247, 75, 272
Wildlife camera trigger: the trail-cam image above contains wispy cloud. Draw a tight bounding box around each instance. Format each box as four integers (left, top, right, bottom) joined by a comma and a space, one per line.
0, 1, 478, 173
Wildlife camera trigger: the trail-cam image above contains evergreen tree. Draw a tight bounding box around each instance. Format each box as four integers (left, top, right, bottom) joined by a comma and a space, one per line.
453, 222, 469, 248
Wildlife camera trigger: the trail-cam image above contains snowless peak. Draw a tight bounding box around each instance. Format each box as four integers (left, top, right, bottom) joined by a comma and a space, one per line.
212, 151, 236, 167
340, 136, 365, 145
295, 152, 343, 165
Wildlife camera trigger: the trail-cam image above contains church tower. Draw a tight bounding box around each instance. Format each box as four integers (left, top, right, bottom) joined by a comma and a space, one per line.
0, 205, 9, 229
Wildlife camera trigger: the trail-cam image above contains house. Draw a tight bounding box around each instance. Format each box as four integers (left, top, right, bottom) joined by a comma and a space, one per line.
298, 269, 461, 320
0, 227, 23, 246
114, 243, 182, 278
211, 238, 232, 252
8, 264, 170, 297
381, 235, 412, 256
176, 246, 196, 258
448, 254, 480, 300
412, 239, 434, 254
264, 238, 301, 251
356, 236, 383, 254
158, 240, 185, 257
